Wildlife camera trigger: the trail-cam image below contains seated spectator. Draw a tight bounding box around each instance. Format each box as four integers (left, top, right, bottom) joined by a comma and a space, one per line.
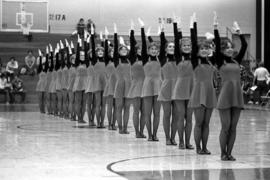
253, 62, 270, 104
0, 74, 12, 104
0, 58, 6, 75
20, 50, 36, 76
6, 57, 19, 79
11, 75, 25, 103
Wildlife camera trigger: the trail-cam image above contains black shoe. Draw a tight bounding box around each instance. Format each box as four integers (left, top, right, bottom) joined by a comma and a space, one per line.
202, 149, 211, 155
196, 149, 204, 155
186, 144, 194, 150
221, 155, 229, 161
170, 139, 177, 146
179, 143, 185, 149
227, 155, 236, 161
152, 136, 159, 141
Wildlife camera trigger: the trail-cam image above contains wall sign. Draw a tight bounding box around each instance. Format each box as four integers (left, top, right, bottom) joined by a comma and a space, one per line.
49, 14, 66, 21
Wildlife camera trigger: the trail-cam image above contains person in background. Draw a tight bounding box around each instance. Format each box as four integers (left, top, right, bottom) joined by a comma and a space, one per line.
86, 19, 96, 37
0, 74, 11, 104
253, 62, 270, 104
21, 50, 36, 76
0, 58, 4, 74
6, 57, 19, 79
12, 74, 25, 103
77, 18, 86, 39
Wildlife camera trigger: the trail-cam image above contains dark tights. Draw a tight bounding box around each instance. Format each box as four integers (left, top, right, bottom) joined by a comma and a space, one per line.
143, 96, 161, 140
106, 95, 116, 128
115, 97, 131, 133
132, 97, 145, 137
162, 101, 177, 144
94, 91, 106, 127
219, 108, 241, 156
194, 106, 213, 151
174, 100, 193, 145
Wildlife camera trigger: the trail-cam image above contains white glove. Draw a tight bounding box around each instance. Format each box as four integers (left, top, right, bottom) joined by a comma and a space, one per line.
49, 44, 53, 52
60, 40, 64, 49
70, 41, 74, 49
65, 39, 69, 47
46, 46, 49, 54
100, 31, 103, 40
205, 32, 214, 40
119, 36, 125, 46
130, 20, 135, 30
91, 23, 95, 35
38, 49, 42, 56
113, 23, 117, 33
146, 27, 151, 37
138, 18, 144, 27
193, 12, 197, 22
213, 11, 218, 28
232, 21, 241, 33
189, 16, 194, 29
104, 26, 109, 39
157, 26, 161, 35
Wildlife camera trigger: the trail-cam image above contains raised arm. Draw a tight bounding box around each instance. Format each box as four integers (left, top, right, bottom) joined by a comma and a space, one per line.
234, 34, 247, 64
190, 16, 198, 69
213, 12, 223, 68
90, 33, 97, 65
159, 22, 166, 66
75, 37, 81, 67
173, 21, 181, 64
129, 29, 137, 65
113, 24, 119, 67
141, 27, 148, 65
129, 21, 137, 65
104, 27, 110, 66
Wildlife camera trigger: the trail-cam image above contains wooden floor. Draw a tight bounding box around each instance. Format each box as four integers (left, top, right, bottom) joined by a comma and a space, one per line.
0, 104, 270, 180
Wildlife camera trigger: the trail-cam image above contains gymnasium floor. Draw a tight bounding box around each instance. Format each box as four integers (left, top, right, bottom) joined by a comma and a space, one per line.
0, 104, 270, 180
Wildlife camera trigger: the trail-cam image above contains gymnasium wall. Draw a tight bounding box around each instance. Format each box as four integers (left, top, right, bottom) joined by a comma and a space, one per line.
48, 0, 256, 57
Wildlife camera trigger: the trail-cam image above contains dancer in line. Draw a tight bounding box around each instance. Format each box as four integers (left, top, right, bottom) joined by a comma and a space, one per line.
113, 24, 132, 134
103, 28, 117, 130
141, 20, 161, 141
189, 14, 217, 155
172, 17, 194, 149
36, 49, 47, 113
73, 36, 88, 123
127, 20, 146, 138
214, 15, 247, 161
157, 20, 178, 145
